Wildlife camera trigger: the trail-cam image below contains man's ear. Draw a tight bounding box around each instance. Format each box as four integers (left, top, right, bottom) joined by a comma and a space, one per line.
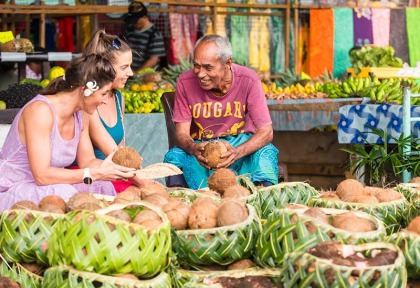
225, 57, 232, 69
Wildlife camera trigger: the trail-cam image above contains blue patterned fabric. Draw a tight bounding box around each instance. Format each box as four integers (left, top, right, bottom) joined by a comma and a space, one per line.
163, 133, 279, 189
338, 104, 420, 144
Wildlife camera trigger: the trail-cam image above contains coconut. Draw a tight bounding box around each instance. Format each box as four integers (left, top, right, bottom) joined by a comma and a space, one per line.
217, 198, 248, 227
227, 259, 256, 270
40, 204, 65, 214
407, 216, 420, 235
67, 192, 101, 211
10, 200, 39, 211
112, 147, 142, 169
223, 185, 251, 198
332, 211, 375, 232
142, 194, 169, 208
106, 210, 131, 222
319, 191, 341, 201
0, 277, 21, 288
368, 188, 402, 203
163, 201, 191, 230
113, 189, 141, 208
188, 197, 219, 229
39, 195, 66, 212
197, 189, 222, 199
122, 185, 141, 197
20, 262, 44, 275
132, 210, 160, 225
135, 218, 163, 230
201, 140, 228, 168
409, 177, 420, 183
336, 179, 365, 202
303, 207, 329, 233
139, 184, 169, 199
207, 168, 237, 194
356, 195, 379, 204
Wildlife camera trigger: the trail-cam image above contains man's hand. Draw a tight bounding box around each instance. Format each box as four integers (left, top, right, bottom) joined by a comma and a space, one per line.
191, 142, 210, 169
216, 141, 240, 169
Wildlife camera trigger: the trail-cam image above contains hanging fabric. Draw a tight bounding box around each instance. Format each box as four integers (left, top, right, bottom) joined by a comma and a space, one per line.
406, 8, 420, 67
333, 8, 353, 78
270, 1, 284, 74
353, 8, 373, 46
389, 9, 409, 64
249, 0, 270, 71
228, 0, 249, 66
297, 18, 310, 75
371, 8, 390, 47
308, 9, 334, 78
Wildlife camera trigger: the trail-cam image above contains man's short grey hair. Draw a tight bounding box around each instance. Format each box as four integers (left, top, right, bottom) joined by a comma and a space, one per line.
194, 34, 233, 64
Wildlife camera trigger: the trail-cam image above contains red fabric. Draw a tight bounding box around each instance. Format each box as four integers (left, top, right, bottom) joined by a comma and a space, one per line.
67, 165, 132, 193
308, 9, 334, 78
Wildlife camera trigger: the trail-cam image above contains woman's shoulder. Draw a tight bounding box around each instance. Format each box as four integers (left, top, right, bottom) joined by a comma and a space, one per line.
23, 97, 52, 116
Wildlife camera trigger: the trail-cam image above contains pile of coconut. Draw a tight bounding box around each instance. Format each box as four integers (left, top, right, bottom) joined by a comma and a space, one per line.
318, 179, 402, 204
290, 207, 377, 233
197, 168, 251, 200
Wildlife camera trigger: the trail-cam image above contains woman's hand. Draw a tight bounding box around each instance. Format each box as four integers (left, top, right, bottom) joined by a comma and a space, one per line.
91, 151, 136, 181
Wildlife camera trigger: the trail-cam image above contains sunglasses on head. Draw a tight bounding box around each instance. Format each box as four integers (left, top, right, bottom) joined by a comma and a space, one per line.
112, 38, 121, 50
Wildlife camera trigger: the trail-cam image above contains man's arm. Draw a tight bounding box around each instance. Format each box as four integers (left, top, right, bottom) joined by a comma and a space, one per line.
218, 124, 273, 168
136, 56, 159, 72
175, 122, 209, 168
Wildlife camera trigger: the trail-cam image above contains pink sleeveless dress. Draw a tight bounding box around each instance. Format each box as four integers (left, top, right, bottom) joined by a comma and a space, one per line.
0, 95, 116, 212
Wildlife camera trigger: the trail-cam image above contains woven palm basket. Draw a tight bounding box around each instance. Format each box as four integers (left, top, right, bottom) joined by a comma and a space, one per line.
0, 254, 43, 288
388, 230, 420, 278
41, 265, 171, 288
281, 242, 407, 288
255, 207, 386, 268
258, 182, 319, 219
47, 202, 171, 277
172, 204, 261, 266
395, 183, 420, 225
308, 191, 408, 234
172, 267, 281, 288
0, 209, 65, 265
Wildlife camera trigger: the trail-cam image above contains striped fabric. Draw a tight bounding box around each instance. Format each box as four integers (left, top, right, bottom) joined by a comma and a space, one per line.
127, 24, 166, 70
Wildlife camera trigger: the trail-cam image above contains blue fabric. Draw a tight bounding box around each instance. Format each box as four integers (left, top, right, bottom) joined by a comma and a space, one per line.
163, 133, 279, 189
93, 91, 124, 160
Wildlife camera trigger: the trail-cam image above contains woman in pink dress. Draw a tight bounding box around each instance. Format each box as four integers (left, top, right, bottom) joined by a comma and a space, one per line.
0, 55, 136, 212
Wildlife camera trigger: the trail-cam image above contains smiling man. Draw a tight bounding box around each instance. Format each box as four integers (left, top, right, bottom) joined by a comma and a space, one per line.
164, 34, 279, 189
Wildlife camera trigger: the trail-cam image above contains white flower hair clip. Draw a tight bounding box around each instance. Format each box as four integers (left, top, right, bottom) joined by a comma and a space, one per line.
83, 81, 99, 97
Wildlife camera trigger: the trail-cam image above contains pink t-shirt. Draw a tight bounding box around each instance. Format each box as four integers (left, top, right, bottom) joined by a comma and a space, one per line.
172, 64, 272, 140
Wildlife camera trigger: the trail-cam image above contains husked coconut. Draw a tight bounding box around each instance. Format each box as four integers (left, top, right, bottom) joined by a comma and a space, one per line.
139, 184, 169, 199
332, 211, 375, 232
319, 191, 341, 201
112, 147, 142, 169
40, 204, 65, 214
132, 210, 160, 224
356, 195, 379, 204
67, 192, 101, 211
217, 198, 248, 227
407, 216, 420, 235
336, 179, 365, 202
223, 185, 251, 199
207, 168, 237, 194
303, 207, 330, 234
188, 197, 219, 229
368, 188, 402, 203
201, 140, 228, 169
227, 259, 256, 270
113, 189, 141, 208
163, 201, 191, 230
135, 218, 162, 229
142, 193, 169, 208
11, 200, 39, 211
39, 195, 66, 212
106, 210, 131, 222
197, 189, 222, 199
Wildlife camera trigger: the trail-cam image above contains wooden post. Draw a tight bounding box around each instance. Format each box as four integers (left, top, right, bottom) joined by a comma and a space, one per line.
10, 0, 15, 34
213, 0, 218, 34
25, 14, 30, 39
285, 0, 290, 69
294, 5, 298, 73
39, 1, 46, 48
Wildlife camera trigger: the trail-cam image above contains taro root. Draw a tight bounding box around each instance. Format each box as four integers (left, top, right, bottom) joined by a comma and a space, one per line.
367, 250, 398, 266
201, 140, 228, 169
10, 200, 39, 211
188, 197, 218, 229
223, 185, 251, 199
336, 179, 365, 202
106, 210, 131, 222
332, 211, 375, 232
113, 189, 141, 208
112, 147, 142, 169
0, 277, 21, 288
407, 216, 420, 235
67, 192, 101, 211
163, 201, 191, 230
227, 259, 256, 270
217, 198, 248, 227
142, 193, 169, 208
356, 195, 379, 204
197, 189, 222, 199
139, 184, 169, 199
20, 262, 44, 275
207, 168, 237, 195
218, 276, 277, 288
366, 187, 402, 203
39, 195, 66, 212
319, 191, 341, 201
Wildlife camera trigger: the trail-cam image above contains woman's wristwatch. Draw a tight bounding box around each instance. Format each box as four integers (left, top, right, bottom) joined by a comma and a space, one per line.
83, 168, 93, 185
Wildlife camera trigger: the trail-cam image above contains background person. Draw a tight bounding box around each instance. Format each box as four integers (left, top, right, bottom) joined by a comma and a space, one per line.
164, 34, 279, 189
0, 55, 136, 212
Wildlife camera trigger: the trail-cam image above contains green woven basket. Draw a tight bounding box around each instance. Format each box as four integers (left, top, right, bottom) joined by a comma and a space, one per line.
308, 192, 408, 234
395, 183, 420, 225
172, 204, 261, 266
41, 265, 171, 288
255, 207, 386, 268
47, 202, 171, 277
388, 230, 420, 278
259, 182, 319, 219
281, 242, 407, 288
0, 255, 43, 288
172, 267, 281, 288
0, 209, 64, 265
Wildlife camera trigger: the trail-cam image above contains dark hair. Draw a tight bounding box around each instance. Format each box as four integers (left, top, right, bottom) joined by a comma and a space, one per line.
124, 1, 148, 24
41, 55, 116, 95
83, 30, 132, 65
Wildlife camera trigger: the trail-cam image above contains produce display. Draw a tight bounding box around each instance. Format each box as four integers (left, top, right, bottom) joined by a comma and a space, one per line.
0, 38, 34, 52
350, 45, 403, 75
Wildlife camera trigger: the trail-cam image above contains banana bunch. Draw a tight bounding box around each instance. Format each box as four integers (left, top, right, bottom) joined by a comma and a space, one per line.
265, 81, 328, 100
162, 57, 194, 87
367, 78, 420, 105
326, 75, 380, 98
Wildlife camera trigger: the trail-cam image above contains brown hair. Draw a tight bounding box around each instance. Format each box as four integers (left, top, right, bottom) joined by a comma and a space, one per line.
41, 55, 116, 95
83, 30, 132, 65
